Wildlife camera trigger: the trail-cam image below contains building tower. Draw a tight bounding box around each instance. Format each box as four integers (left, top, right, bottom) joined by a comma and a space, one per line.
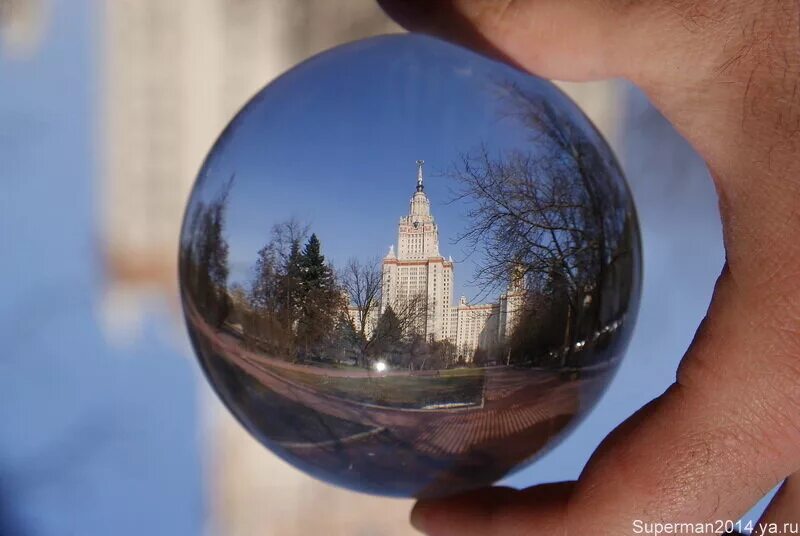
382, 160, 455, 342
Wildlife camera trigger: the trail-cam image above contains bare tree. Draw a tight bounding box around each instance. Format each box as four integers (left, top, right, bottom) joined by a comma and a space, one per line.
449, 81, 638, 364
250, 217, 309, 314
270, 218, 310, 267
180, 174, 235, 327
365, 292, 429, 359
341, 256, 382, 341
388, 292, 430, 341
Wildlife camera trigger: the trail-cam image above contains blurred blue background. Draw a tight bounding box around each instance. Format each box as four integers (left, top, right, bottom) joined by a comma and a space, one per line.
0, 1, 202, 534
0, 0, 773, 534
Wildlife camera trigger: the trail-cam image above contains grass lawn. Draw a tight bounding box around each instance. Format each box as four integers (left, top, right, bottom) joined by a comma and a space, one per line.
266, 366, 486, 409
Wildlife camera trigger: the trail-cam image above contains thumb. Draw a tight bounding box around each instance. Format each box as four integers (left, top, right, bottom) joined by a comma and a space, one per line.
377, 0, 704, 83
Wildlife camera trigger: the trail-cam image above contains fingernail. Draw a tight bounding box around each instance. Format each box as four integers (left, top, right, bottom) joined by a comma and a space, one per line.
376, 0, 445, 34
410, 502, 430, 534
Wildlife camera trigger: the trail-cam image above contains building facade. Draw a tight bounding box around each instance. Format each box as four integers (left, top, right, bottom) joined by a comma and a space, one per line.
381, 160, 456, 342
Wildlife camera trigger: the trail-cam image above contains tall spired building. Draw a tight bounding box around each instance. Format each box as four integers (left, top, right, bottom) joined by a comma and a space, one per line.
382, 161, 455, 342
374, 160, 528, 361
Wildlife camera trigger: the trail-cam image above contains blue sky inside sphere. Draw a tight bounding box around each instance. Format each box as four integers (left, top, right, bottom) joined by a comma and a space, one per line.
188, 34, 616, 304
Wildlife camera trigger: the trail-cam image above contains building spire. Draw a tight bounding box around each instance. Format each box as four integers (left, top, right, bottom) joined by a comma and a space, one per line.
416, 159, 424, 192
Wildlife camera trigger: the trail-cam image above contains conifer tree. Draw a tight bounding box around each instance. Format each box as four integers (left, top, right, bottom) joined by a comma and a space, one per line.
298, 234, 332, 290
295, 234, 341, 359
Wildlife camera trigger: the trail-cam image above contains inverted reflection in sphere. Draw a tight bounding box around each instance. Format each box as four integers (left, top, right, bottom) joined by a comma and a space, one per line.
179, 35, 641, 498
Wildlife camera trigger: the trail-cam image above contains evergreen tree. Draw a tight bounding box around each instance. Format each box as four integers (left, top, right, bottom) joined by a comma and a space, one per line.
294, 234, 342, 359
329, 312, 361, 364
298, 234, 332, 290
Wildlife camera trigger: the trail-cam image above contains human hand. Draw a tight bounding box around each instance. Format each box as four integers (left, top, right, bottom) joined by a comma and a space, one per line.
377, 1, 800, 534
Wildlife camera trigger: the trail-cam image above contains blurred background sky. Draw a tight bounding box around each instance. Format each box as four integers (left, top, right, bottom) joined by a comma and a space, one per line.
0, 0, 775, 535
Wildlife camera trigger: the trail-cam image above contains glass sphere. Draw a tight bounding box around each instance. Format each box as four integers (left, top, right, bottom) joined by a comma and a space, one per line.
179, 34, 641, 498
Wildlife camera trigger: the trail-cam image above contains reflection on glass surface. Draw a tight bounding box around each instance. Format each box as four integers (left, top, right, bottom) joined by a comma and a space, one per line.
179, 34, 641, 498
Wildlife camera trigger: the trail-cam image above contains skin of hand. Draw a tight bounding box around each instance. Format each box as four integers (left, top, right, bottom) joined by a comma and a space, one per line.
376, 1, 800, 534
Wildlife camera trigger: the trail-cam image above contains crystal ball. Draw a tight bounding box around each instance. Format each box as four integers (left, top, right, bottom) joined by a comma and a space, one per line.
180, 34, 641, 498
